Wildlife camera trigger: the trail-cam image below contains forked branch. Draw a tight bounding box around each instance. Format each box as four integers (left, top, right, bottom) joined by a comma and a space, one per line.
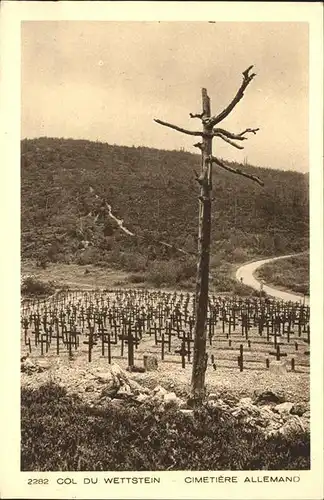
206, 66, 256, 127
209, 156, 264, 186
154, 118, 202, 137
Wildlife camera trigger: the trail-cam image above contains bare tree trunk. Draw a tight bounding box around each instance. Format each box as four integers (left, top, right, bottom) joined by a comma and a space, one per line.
154, 66, 261, 405
191, 89, 213, 402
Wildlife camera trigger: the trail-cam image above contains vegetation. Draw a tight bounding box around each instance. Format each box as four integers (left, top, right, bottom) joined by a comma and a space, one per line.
21, 383, 310, 471
21, 138, 309, 288
21, 275, 55, 297
255, 254, 309, 295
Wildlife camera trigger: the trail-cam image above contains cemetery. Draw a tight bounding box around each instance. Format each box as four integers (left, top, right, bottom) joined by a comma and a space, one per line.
21, 288, 310, 376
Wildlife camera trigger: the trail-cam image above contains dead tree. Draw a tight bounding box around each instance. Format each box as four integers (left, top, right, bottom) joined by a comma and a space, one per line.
154, 65, 263, 403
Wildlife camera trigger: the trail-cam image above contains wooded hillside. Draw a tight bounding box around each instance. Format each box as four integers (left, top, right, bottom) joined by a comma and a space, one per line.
21, 137, 309, 271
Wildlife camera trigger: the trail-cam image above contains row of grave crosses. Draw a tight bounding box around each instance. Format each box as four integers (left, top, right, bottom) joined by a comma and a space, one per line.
21, 290, 310, 372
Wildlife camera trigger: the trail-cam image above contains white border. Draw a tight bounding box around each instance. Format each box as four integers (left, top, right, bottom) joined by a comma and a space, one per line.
0, 2, 323, 499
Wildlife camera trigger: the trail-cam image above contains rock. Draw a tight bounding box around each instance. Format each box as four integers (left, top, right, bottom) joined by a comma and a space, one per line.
302, 410, 310, 420
95, 371, 115, 383
36, 360, 51, 372
143, 354, 158, 371
100, 378, 121, 398
207, 393, 219, 401
231, 403, 260, 419
222, 394, 239, 407
116, 384, 133, 398
85, 385, 94, 392
268, 360, 288, 374
110, 399, 124, 408
274, 402, 294, 416
153, 385, 168, 398
163, 392, 181, 408
180, 409, 194, 417
259, 405, 281, 423
209, 399, 231, 412
254, 389, 286, 405
239, 397, 253, 406
300, 416, 311, 434
134, 393, 149, 403
277, 415, 307, 441
21, 358, 37, 374
127, 378, 150, 395
103, 383, 119, 397
290, 402, 310, 416
110, 363, 126, 379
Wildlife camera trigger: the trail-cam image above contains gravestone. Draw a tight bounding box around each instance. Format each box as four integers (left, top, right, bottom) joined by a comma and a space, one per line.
143, 354, 158, 371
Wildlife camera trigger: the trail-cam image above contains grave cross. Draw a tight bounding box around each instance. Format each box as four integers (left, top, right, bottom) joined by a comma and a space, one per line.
175, 340, 189, 369
83, 326, 97, 362
40, 333, 50, 356
269, 344, 287, 361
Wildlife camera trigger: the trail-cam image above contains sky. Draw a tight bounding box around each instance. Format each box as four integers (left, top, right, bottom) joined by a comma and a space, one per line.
21, 21, 309, 172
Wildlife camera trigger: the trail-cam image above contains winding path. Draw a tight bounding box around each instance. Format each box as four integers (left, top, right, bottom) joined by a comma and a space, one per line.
235, 253, 309, 305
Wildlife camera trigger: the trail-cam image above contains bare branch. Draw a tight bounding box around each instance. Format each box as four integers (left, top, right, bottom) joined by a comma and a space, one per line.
213, 127, 259, 141
214, 133, 245, 150
209, 156, 264, 186
193, 142, 204, 151
238, 127, 260, 137
206, 66, 256, 127
154, 118, 202, 137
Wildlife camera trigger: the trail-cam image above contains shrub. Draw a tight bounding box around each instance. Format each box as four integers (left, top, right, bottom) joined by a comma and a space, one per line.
129, 274, 146, 284
145, 258, 196, 287
21, 276, 55, 297
231, 281, 256, 297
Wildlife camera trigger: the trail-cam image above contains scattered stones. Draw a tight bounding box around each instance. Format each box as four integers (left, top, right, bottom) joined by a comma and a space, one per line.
20, 359, 309, 444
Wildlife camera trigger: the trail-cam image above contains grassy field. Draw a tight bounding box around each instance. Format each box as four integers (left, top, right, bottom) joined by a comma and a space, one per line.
21, 258, 257, 296
21, 260, 131, 290
255, 254, 309, 296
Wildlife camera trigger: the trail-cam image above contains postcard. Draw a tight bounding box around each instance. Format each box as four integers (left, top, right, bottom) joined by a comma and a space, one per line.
0, 2, 323, 499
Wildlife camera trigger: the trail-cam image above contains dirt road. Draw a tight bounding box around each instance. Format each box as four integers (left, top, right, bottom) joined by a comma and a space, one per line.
236, 253, 309, 305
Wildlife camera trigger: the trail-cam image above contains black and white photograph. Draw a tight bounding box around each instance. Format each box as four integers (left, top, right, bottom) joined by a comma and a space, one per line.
1, 2, 323, 499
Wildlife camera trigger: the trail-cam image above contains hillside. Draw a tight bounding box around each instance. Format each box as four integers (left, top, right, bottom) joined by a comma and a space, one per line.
21, 137, 309, 283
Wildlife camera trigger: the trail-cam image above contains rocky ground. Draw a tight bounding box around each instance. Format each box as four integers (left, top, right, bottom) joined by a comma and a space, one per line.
21, 354, 310, 443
